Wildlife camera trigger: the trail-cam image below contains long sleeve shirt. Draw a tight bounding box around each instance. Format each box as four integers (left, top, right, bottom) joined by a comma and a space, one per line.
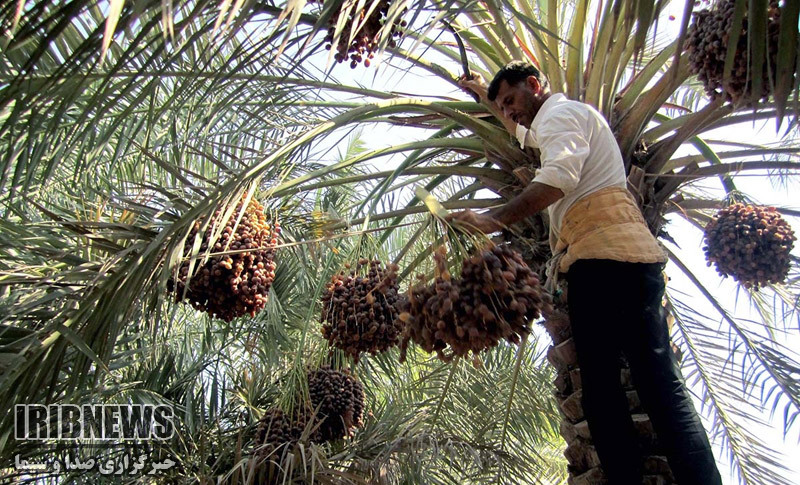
515, 93, 666, 271
515, 93, 627, 236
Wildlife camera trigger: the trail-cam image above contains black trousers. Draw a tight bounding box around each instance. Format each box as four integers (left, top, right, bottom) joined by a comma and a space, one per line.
566, 259, 722, 485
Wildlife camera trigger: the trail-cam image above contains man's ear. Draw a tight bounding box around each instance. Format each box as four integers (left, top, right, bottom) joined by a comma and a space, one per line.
526, 76, 541, 95
525, 76, 542, 94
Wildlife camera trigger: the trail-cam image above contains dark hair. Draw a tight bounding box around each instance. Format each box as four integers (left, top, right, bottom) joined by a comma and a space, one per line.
487, 61, 549, 101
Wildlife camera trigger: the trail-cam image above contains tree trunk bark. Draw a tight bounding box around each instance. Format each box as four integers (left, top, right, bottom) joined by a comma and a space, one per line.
542, 311, 677, 485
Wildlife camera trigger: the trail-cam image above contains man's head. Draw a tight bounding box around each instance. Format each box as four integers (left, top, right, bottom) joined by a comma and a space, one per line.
487, 61, 550, 127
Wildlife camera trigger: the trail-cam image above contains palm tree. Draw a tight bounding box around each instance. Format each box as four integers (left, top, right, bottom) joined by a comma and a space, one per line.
0, 0, 798, 484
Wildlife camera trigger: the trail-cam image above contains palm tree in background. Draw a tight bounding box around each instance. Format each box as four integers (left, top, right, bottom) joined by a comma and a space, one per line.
0, 0, 798, 483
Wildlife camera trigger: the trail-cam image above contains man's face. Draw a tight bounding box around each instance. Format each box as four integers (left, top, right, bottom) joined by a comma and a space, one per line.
494, 77, 540, 127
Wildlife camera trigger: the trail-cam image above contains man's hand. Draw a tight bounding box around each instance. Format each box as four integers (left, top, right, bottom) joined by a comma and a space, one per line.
458, 73, 489, 104
446, 209, 503, 235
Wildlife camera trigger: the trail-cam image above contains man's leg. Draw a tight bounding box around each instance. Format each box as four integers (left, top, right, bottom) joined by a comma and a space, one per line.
567, 259, 642, 484
620, 262, 722, 485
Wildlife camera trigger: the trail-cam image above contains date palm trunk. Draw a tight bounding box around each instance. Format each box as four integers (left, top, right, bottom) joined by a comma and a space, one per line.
542, 310, 676, 485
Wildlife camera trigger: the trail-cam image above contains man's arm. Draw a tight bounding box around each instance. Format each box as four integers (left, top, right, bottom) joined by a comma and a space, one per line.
490, 182, 564, 226
447, 182, 563, 234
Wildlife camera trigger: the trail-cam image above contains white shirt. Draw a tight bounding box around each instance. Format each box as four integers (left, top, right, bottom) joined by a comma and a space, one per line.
514, 93, 627, 236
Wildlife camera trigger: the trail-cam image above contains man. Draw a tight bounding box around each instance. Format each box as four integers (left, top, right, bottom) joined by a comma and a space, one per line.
450, 61, 722, 485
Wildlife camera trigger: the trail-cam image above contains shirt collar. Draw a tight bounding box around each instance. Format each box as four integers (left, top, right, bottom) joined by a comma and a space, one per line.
530, 93, 567, 133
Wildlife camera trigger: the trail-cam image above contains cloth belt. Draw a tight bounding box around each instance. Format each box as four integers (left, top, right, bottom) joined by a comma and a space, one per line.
547, 186, 667, 277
